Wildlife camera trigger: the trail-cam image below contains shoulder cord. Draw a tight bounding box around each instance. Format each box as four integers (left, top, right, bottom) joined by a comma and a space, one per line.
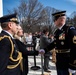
0, 35, 23, 71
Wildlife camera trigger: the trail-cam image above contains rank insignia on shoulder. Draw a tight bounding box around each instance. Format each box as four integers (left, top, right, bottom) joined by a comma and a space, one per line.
59, 33, 65, 40
73, 36, 76, 44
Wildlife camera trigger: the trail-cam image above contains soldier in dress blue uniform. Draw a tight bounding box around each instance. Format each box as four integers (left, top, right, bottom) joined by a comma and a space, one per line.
68, 22, 76, 74
40, 11, 74, 75
0, 13, 44, 75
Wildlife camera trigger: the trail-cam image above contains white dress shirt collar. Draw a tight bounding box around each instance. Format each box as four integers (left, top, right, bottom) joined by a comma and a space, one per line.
59, 24, 65, 30
3, 30, 14, 38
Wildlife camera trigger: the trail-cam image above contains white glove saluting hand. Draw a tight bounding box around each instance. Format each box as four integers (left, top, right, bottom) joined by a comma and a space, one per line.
39, 49, 45, 55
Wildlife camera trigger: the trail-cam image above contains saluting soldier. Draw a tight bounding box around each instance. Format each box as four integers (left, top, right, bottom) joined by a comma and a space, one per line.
40, 11, 73, 75
0, 13, 44, 75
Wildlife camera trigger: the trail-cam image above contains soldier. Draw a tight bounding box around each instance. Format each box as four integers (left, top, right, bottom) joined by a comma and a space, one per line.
40, 11, 72, 75
0, 13, 22, 75
68, 19, 76, 74
0, 13, 44, 75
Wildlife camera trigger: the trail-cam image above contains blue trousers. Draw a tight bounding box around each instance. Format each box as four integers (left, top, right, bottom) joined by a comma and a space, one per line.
57, 69, 69, 75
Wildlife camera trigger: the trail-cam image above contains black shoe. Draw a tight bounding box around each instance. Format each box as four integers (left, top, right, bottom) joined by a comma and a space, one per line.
44, 69, 51, 72
48, 67, 50, 69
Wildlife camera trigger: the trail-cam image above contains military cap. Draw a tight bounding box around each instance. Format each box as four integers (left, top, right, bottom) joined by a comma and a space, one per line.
52, 11, 66, 21
0, 13, 19, 24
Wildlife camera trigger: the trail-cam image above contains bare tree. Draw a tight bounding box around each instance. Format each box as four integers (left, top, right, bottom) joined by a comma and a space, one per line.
66, 16, 76, 27
13, 0, 48, 32
72, 16, 76, 27
7, 0, 62, 33
44, 6, 60, 34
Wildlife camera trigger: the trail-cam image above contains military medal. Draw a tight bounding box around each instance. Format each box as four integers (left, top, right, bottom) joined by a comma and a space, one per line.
59, 33, 65, 40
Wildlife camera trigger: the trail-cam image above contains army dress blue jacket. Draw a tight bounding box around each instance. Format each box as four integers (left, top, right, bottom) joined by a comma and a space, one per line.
44, 25, 76, 70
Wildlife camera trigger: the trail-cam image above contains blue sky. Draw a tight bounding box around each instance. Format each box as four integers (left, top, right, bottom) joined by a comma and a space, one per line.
3, 0, 20, 15
3, 0, 76, 16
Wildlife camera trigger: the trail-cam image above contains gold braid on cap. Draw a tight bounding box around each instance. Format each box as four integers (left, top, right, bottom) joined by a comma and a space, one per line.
10, 18, 18, 21
0, 35, 23, 71
54, 13, 65, 17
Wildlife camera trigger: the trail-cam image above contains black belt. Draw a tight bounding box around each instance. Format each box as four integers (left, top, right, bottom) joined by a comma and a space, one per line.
56, 49, 70, 53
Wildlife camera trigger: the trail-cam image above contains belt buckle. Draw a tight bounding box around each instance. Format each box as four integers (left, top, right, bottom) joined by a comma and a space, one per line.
60, 50, 62, 53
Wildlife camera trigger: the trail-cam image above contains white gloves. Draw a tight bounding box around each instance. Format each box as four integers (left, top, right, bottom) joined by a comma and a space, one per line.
39, 49, 45, 55
68, 68, 76, 73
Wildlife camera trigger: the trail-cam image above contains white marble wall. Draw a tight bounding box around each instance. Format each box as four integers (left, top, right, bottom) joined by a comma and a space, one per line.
0, 0, 3, 32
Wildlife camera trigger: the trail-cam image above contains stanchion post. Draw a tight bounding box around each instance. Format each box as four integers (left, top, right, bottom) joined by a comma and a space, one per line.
30, 44, 41, 70
41, 54, 44, 75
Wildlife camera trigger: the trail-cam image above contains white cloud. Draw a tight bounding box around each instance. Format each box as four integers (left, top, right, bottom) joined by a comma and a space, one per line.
70, 0, 76, 3
64, 0, 76, 5
66, 0, 76, 3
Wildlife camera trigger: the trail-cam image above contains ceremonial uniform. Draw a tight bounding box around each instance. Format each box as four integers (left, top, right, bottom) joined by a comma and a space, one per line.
43, 11, 71, 75
68, 26, 76, 75
44, 25, 70, 74
0, 13, 39, 75
0, 31, 22, 75
0, 13, 22, 75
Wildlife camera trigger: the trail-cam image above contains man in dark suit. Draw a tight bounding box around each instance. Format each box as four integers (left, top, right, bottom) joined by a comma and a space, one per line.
40, 27, 52, 72
40, 11, 74, 75
0, 13, 43, 75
